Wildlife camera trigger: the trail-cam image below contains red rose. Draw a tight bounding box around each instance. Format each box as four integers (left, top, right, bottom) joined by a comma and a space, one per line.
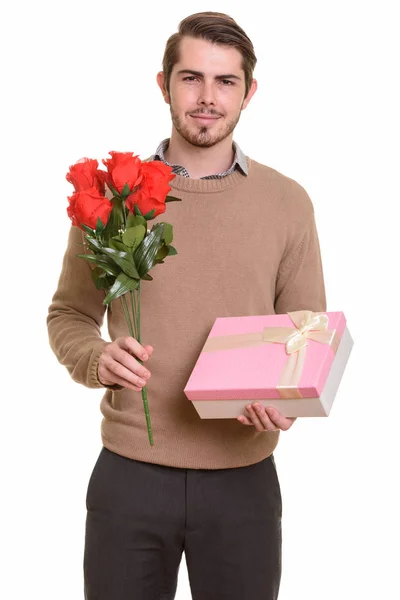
102, 151, 143, 195
66, 158, 105, 193
67, 186, 113, 230
127, 161, 175, 217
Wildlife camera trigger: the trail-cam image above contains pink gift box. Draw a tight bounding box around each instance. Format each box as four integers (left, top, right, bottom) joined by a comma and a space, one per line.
184, 310, 354, 418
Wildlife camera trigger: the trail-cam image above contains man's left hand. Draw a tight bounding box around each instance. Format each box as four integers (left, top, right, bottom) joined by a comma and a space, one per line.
237, 403, 297, 432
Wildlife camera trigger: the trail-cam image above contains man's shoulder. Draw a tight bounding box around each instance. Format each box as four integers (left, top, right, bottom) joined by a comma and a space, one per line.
246, 156, 314, 216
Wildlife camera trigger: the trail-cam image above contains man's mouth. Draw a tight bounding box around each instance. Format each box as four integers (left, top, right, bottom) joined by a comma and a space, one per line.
190, 114, 220, 123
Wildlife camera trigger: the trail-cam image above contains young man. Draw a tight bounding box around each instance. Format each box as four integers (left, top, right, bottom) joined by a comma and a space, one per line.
47, 11, 326, 600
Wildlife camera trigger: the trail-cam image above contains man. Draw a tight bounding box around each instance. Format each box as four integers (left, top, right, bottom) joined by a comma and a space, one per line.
47, 11, 326, 600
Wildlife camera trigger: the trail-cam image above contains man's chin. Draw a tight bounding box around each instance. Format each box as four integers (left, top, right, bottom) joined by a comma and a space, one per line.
184, 126, 225, 147
186, 135, 221, 148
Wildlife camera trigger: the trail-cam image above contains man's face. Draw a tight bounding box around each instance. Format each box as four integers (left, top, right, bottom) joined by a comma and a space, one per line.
158, 36, 257, 148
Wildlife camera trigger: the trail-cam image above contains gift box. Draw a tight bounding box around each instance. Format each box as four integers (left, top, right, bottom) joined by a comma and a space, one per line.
184, 310, 353, 418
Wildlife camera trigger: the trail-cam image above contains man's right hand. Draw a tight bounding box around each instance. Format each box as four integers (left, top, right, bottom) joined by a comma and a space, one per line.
97, 336, 153, 391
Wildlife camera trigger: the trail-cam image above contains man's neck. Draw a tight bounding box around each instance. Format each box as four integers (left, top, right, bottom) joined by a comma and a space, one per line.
164, 130, 235, 179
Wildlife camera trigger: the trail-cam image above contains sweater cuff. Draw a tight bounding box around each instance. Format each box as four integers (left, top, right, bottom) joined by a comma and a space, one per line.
89, 343, 124, 391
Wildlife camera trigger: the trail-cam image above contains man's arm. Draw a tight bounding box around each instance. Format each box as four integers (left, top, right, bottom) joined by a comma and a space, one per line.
46, 225, 113, 389
238, 190, 327, 431
274, 207, 327, 314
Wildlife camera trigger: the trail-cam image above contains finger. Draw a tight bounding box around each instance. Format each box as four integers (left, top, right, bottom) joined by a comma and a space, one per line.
237, 415, 253, 425
119, 336, 150, 361
265, 406, 297, 431
106, 345, 151, 381
100, 353, 150, 389
247, 404, 279, 431
99, 364, 144, 391
242, 404, 268, 432
143, 344, 154, 358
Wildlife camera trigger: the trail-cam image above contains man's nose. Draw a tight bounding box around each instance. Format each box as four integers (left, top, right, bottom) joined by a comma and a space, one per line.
197, 81, 216, 106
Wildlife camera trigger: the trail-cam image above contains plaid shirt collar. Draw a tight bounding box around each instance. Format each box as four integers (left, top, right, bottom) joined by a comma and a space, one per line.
151, 138, 248, 179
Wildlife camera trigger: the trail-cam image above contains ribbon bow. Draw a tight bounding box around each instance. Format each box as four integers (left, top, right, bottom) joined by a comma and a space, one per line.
263, 310, 332, 354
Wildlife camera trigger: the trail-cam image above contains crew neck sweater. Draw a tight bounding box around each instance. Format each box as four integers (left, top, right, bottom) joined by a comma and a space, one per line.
152, 137, 248, 178
47, 156, 327, 469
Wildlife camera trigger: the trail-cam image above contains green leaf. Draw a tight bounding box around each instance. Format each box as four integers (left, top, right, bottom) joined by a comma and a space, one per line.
155, 245, 169, 261
121, 182, 131, 198
134, 204, 143, 217
136, 215, 147, 228
81, 224, 96, 235
122, 225, 146, 248
167, 245, 178, 256
126, 213, 146, 228
102, 247, 140, 279
165, 195, 182, 203
91, 266, 104, 280
76, 253, 120, 276
84, 235, 103, 253
109, 234, 130, 251
95, 217, 105, 235
134, 223, 164, 276
141, 273, 153, 281
95, 277, 113, 290
104, 272, 139, 305
103, 197, 123, 239
91, 268, 115, 290
162, 222, 173, 245
143, 208, 156, 220
108, 183, 119, 197
108, 238, 128, 252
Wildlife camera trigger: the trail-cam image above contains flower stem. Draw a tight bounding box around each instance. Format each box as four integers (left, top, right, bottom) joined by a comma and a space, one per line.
137, 282, 154, 446
122, 199, 127, 230
121, 295, 134, 336
140, 383, 153, 446
130, 289, 138, 338
122, 287, 154, 446
129, 290, 138, 340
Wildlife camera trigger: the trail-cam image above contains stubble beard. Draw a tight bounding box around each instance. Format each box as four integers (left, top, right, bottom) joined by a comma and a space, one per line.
170, 102, 242, 148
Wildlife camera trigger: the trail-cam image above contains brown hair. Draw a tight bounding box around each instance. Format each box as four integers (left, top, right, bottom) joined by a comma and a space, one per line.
162, 12, 257, 98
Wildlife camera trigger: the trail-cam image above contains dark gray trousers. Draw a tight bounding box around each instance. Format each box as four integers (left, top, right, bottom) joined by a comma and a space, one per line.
84, 446, 282, 600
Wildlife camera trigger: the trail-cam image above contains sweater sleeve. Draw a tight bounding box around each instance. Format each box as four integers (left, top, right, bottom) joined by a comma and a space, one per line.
46, 225, 113, 389
274, 209, 327, 314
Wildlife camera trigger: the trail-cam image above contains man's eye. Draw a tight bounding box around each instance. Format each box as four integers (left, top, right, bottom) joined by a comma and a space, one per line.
182, 77, 233, 85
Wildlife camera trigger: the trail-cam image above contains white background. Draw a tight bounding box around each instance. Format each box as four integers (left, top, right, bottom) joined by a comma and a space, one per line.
2, 0, 399, 598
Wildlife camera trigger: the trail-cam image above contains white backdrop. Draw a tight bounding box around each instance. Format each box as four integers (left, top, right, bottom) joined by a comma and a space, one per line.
2, 1, 399, 599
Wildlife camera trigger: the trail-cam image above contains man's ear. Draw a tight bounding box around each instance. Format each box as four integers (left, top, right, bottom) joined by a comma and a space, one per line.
242, 78, 258, 110
156, 71, 170, 104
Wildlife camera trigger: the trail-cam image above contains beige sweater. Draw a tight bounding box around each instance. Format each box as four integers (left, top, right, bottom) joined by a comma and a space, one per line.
47, 157, 327, 469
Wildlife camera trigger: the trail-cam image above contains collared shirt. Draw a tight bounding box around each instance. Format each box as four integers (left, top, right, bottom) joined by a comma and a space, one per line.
152, 138, 248, 179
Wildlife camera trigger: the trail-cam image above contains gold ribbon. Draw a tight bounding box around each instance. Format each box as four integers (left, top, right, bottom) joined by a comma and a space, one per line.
202, 310, 341, 400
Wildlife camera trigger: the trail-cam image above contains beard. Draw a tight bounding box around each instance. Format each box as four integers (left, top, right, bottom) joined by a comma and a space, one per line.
169, 102, 242, 148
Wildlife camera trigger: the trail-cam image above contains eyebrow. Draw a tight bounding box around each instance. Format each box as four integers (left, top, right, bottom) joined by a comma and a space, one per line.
176, 69, 242, 81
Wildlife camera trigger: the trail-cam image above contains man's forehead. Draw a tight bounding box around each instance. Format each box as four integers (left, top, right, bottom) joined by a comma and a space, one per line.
175, 36, 244, 70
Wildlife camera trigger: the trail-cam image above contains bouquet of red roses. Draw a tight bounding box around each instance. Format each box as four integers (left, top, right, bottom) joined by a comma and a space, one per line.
66, 151, 180, 446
